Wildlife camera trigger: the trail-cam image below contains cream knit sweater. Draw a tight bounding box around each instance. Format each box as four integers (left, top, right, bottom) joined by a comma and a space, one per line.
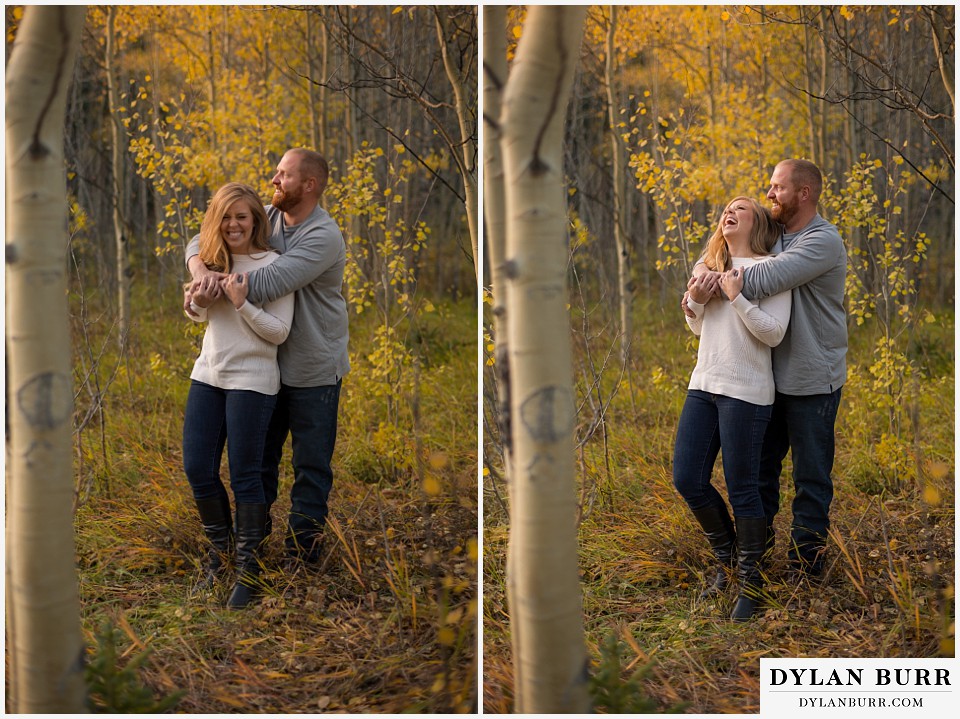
684, 256, 792, 406
188, 252, 295, 395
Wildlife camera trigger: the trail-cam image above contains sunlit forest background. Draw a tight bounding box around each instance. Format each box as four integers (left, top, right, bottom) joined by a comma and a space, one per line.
483, 6, 954, 713
6, 5, 476, 713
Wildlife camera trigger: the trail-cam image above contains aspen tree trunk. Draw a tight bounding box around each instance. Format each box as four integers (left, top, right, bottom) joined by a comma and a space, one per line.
106, 6, 130, 348
482, 10, 519, 683
307, 9, 329, 154
435, 7, 479, 281
5, 5, 89, 713
927, 7, 955, 117
817, 10, 829, 171
500, 6, 590, 713
483, 3, 509, 444
604, 6, 632, 365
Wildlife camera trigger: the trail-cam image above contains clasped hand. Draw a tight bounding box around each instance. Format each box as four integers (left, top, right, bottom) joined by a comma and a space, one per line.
688, 268, 743, 302
184, 271, 250, 314
681, 267, 744, 317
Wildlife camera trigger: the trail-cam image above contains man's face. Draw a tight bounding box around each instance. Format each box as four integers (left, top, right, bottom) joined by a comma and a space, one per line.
271, 153, 305, 212
766, 164, 801, 227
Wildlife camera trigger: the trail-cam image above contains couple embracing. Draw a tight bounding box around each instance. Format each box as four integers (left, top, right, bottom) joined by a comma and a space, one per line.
674, 159, 847, 621
181, 149, 349, 608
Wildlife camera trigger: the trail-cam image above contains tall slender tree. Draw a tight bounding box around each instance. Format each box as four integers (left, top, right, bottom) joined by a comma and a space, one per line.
5, 5, 89, 713
483, 4, 510, 466
435, 5, 479, 280
498, 6, 590, 713
105, 5, 130, 347
604, 5, 632, 364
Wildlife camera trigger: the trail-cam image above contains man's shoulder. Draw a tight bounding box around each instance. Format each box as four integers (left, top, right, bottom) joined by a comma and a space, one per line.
806, 214, 841, 236
303, 205, 344, 239
791, 214, 842, 245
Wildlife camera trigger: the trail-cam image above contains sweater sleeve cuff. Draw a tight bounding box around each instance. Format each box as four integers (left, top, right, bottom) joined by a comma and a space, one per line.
730, 293, 752, 311
687, 297, 705, 315
188, 301, 207, 321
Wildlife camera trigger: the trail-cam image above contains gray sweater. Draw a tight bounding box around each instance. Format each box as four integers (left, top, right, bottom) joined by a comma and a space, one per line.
187, 204, 350, 387
741, 214, 847, 396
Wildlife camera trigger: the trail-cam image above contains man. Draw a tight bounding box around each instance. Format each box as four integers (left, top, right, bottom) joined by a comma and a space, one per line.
684, 159, 847, 579
186, 148, 350, 564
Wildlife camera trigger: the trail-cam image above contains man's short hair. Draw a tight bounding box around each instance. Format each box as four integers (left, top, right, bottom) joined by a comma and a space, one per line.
782, 158, 823, 202
290, 148, 330, 195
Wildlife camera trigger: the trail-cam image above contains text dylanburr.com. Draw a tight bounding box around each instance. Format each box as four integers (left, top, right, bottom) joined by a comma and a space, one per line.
760, 658, 957, 717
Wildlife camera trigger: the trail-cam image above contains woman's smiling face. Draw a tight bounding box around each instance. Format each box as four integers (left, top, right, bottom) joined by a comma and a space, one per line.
721, 199, 755, 241
221, 199, 256, 254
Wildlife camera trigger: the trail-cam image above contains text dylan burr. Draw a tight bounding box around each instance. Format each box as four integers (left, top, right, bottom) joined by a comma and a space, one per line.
770, 668, 951, 687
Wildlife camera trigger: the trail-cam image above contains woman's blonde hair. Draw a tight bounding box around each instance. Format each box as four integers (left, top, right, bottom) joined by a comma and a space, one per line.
197, 182, 271, 272
699, 196, 780, 271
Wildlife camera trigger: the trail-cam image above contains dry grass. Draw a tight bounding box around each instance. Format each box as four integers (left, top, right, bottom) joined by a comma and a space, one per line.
78, 462, 476, 713
482, 302, 954, 714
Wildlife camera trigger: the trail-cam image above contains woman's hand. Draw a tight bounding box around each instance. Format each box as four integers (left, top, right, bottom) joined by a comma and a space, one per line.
220, 272, 249, 309
688, 271, 721, 304
719, 267, 744, 301
191, 275, 223, 309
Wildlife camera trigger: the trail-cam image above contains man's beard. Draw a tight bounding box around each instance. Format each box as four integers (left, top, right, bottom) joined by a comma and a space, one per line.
271, 185, 303, 212
771, 199, 798, 226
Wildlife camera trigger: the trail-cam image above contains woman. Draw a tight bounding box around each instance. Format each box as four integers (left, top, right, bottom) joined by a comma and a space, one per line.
183, 182, 294, 609
673, 196, 791, 621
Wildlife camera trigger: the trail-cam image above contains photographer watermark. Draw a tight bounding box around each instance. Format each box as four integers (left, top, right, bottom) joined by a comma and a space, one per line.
761, 658, 956, 717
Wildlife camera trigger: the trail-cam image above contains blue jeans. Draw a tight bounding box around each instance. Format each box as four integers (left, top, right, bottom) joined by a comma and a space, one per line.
673, 389, 772, 518
182, 380, 277, 505
261, 381, 341, 545
758, 389, 842, 567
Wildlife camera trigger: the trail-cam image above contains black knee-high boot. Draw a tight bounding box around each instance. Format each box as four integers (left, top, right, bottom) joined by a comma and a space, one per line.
227, 503, 267, 608
763, 516, 776, 561
195, 496, 233, 589
731, 516, 767, 621
690, 504, 737, 599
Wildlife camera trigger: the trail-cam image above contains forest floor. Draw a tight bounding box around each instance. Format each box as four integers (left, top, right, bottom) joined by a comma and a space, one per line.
63, 285, 477, 713
483, 299, 955, 714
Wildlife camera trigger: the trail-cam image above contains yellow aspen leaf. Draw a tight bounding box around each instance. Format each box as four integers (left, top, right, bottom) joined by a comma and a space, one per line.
721, 10, 730, 21
922, 483, 941, 507
392, 6, 403, 14
423, 474, 441, 497
512, 25, 522, 39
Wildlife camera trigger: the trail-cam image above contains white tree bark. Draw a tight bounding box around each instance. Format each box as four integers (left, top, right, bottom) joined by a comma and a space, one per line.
435, 6, 480, 281
106, 5, 131, 348
483, 4, 510, 464
604, 6, 633, 365
5, 5, 89, 713
500, 6, 590, 713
